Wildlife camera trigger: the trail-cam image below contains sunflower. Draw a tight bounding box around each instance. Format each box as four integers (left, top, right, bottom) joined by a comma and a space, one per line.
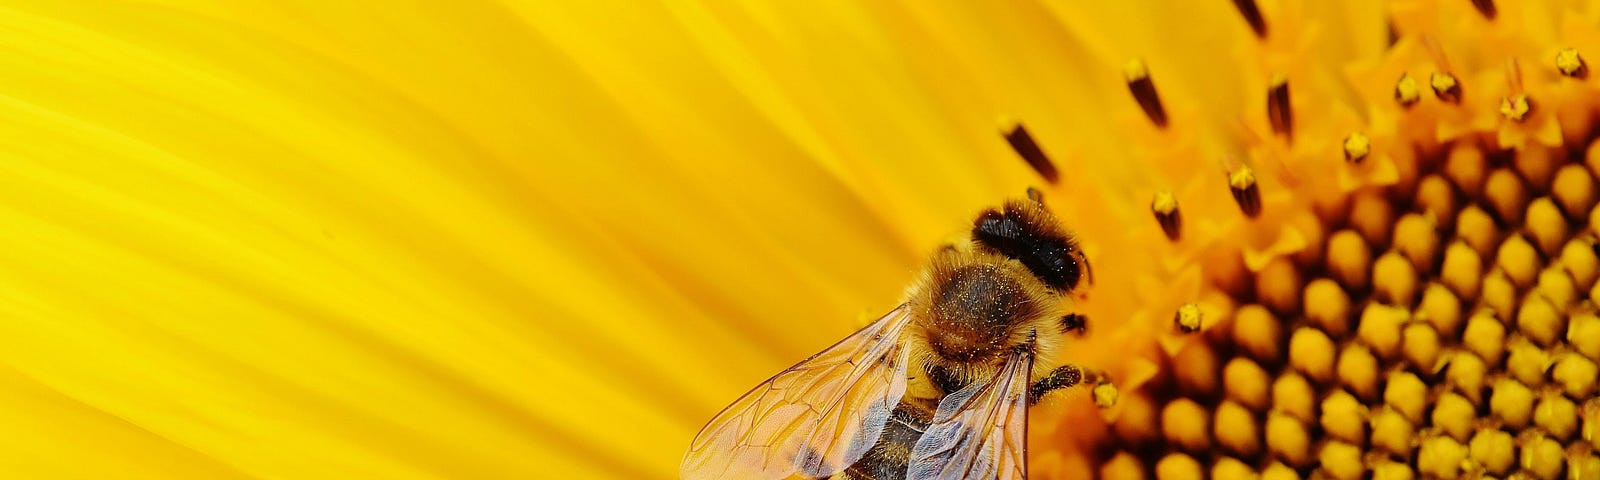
5, 0, 1600, 479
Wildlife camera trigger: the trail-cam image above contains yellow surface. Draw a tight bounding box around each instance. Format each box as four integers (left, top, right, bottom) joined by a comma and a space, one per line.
10, 0, 1600, 479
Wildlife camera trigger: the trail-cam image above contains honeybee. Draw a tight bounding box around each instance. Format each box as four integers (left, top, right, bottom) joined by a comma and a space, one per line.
681, 195, 1099, 480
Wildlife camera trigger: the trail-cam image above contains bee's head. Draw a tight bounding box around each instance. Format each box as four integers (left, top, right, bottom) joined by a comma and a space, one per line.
970, 199, 1091, 294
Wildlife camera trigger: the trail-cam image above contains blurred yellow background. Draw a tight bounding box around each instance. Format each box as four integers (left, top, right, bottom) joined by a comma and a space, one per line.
0, 0, 1402, 478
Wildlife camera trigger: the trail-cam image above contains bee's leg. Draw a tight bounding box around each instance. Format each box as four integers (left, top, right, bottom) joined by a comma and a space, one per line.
1029, 365, 1114, 406
1028, 365, 1081, 403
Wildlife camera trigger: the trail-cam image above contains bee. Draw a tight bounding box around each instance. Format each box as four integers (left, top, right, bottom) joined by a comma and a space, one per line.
681, 195, 1099, 480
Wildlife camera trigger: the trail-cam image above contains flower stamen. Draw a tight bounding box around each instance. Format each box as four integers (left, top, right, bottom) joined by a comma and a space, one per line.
1344, 132, 1370, 163
1395, 74, 1421, 107
1557, 48, 1588, 78
1175, 303, 1202, 333
1229, 165, 1263, 217
1001, 121, 1060, 183
1268, 74, 1293, 141
1500, 60, 1532, 122
1152, 190, 1182, 240
1430, 72, 1462, 103
1232, 0, 1267, 38
1471, 0, 1498, 20
1500, 93, 1531, 122
1124, 59, 1169, 128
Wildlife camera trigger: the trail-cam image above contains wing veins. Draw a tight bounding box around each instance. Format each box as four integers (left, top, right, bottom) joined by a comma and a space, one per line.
680, 306, 915, 480
907, 349, 1033, 480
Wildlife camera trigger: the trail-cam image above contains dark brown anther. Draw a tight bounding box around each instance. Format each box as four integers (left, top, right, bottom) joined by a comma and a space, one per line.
1061, 313, 1087, 336
1152, 191, 1182, 241
1229, 166, 1262, 218
1175, 303, 1202, 333
1471, 0, 1497, 19
1124, 59, 1169, 128
1233, 0, 1267, 38
1557, 49, 1588, 78
1002, 122, 1059, 184
1431, 72, 1462, 103
1268, 74, 1292, 140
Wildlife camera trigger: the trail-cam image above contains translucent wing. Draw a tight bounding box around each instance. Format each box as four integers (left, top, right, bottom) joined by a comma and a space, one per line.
680, 305, 914, 480
907, 349, 1032, 480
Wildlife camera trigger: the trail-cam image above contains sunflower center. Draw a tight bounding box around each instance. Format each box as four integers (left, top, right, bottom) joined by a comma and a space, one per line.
1101, 137, 1600, 479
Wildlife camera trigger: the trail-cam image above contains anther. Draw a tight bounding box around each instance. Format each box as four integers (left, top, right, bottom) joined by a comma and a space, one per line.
1343, 132, 1370, 163
1001, 121, 1059, 183
1152, 191, 1181, 240
1430, 72, 1462, 103
1124, 59, 1168, 128
1232, 0, 1267, 38
1174, 303, 1202, 333
1395, 73, 1421, 107
1229, 166, 1262, 217
1268, 74, 1292, 140
1061, 313, 1087, 336
1557, 48, 1588, 78
1026, 187, 1045, 204
1471, 0, 1497, 19
1499, 93, 1531, 122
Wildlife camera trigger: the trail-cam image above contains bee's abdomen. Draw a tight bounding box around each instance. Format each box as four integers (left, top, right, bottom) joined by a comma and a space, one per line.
838, 401, 932, 480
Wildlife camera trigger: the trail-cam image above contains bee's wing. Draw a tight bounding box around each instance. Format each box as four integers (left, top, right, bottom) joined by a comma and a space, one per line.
680, 305, 915, 480
906, 349, 1033, 480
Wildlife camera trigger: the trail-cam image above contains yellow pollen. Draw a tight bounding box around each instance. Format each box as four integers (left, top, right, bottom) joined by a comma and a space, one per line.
1152, 191, 1177, 214
1344, 132, 1370, 163
1151, 191, 1181, 240
1499, 93, 1531, 121
1092, 381, 1119, 409
1123, 58, 1149, 82
1174, 303, 1202, 333
1124, 58, 1168, 127
1229, 166, 1262, 217
1430, 72, 1461, 103
1557, 48, 1588, 78
1395, 73, 1420, 106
